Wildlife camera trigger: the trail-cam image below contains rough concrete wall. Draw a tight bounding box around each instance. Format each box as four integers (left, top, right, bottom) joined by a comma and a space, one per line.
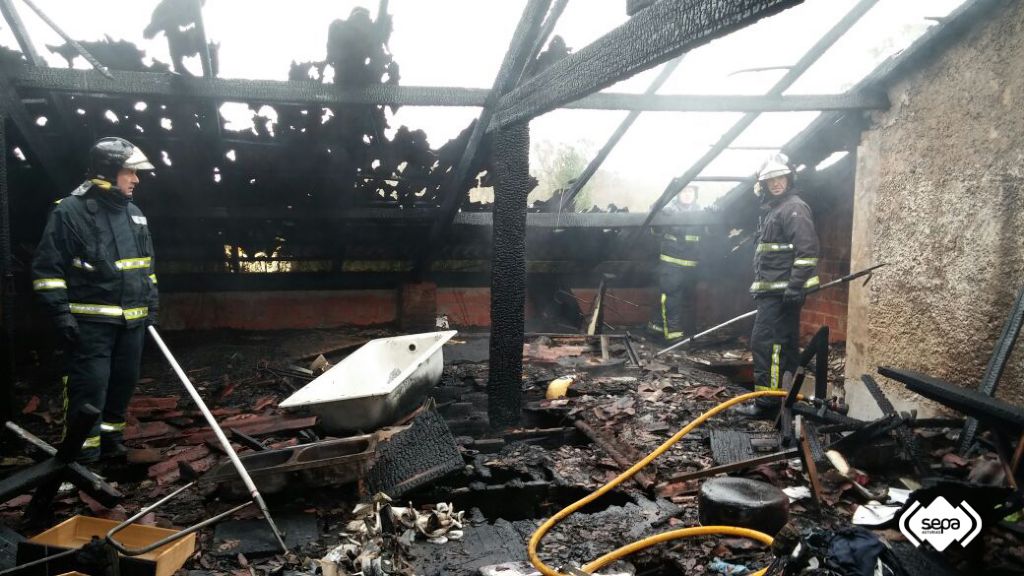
847, 0, 1024, 419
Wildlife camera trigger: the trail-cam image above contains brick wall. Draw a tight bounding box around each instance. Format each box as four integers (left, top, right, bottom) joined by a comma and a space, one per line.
800, 169, 854, 342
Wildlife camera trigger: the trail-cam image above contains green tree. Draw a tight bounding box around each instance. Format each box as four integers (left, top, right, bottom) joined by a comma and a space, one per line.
530, 140, 592, 210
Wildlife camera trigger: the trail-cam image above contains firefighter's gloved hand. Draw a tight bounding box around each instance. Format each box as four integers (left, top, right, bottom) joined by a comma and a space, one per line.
782, 287, 805, 307
55, 313, 79, 343
146, 311, 158, 328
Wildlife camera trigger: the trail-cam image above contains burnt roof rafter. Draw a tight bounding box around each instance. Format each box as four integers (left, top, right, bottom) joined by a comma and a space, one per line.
636, 0, 882, 237
5, 65, 887, 113
417, 0, 553, 273
489, 0, 804, 132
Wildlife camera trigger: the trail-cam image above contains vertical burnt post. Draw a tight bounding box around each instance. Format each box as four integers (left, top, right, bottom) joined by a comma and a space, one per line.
487, 122, 532, 430
0, 109, 13, 425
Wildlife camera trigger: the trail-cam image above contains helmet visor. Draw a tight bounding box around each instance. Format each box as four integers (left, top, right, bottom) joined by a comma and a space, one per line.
124, 147, 155, 171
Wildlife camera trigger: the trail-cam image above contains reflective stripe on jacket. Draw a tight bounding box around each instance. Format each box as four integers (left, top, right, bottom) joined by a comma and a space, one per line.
31, 181, 159, 327
751, 192, 819, 295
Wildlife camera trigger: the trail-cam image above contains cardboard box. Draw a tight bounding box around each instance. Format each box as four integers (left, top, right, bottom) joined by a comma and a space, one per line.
17, 516, 194, 576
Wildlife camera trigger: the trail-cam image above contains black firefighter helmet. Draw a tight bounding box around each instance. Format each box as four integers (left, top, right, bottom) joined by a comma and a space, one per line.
88, 137, 155, 183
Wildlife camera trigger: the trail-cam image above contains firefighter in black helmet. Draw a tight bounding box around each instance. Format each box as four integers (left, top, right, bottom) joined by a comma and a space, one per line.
736, 153, 819, 419
32, 137, 158, 462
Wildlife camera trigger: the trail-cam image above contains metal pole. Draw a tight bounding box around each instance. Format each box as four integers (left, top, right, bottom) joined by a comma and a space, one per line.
656, 263, 885, 356
146, 326, 288, 552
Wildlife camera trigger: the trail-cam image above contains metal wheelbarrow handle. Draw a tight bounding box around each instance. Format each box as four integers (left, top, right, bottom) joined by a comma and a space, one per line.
105, 481, 252, 556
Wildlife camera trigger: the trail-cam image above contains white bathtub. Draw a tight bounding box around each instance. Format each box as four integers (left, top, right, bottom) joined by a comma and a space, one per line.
279, 330, 457, 433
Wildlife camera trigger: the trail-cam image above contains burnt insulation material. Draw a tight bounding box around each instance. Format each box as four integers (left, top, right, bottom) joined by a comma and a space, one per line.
698, 477, 789, 536
487, 123, 533, 430
366, 408, 464, 498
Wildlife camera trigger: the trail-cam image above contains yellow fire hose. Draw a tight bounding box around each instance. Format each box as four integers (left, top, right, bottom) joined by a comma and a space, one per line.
529, 390, 802, 576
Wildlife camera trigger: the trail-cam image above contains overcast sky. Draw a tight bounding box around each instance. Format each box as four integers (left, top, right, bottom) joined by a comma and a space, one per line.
2, 0, 966, 209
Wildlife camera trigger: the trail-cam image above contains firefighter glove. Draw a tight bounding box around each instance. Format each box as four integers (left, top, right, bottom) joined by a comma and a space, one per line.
55, 313, 79, 344
782, 287, 805, 307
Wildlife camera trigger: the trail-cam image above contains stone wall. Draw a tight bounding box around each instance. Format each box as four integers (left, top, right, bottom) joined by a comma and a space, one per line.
847, 0, 1024, 418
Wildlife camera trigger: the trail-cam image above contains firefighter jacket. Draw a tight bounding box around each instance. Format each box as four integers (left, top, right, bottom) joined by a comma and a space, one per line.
32, 180, 158, 327
654, 204, 702, 269
750, 191, 819, 295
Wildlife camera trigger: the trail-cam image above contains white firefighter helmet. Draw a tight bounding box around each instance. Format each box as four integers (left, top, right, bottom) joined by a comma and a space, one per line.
757, 153, 792, 181
754, 153, 792, 197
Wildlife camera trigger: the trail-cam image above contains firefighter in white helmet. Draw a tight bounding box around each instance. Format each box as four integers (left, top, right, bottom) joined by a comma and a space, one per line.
736, 153, 819, 418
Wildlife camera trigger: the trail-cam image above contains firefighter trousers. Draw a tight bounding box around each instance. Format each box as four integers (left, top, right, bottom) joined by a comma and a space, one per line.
63, 321, 145, 449
649, 265, 696, 340
751, 295, 801, 406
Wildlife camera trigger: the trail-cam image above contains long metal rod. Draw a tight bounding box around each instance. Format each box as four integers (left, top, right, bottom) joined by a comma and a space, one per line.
106, 480, 252, 556
656, 263, 885, 356
639, 0, 881, 234
17, 0, 113, 79
147, 326, 288, 552
561, 55, 683, 210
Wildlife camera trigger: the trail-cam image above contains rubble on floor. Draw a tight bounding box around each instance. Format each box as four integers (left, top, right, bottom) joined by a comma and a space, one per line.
2, 327, 1023, 575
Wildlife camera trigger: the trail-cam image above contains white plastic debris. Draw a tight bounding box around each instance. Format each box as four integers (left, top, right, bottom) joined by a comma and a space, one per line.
321, 493, 467, 576
852, 503, 902, 526
782, 486, 811, 502
887, 487, 912, 505
709, 557, 751, 575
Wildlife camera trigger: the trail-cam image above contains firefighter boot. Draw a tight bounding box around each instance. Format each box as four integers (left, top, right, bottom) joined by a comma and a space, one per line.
101, 432, 128, 460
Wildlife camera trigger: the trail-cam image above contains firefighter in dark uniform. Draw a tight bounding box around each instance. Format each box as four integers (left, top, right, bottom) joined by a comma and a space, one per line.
648, 185, 702, 342
737, 153, 819, 418
32, 137, 158, 462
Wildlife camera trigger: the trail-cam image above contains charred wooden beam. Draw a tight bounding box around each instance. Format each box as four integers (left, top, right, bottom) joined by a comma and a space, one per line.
20, 0, 112, 78
574, 418, 655, 490
419, 0, 551, 272
719, 0, 1007, 211
192, 0, 215, 79
566, 91, 887, 113
6, 66, 886, 112
0, 0, 42, 63
491, 0, 804, 130
150, 207, 721, 227
0, 0, 75, 167
487, 123, 533, 430
0, 68, 72, 188
519, 0, 570, 85
560, 56, 682, 210
640, 0, 880, 232
5, 421, 123, 508
0, 100, 10, 426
